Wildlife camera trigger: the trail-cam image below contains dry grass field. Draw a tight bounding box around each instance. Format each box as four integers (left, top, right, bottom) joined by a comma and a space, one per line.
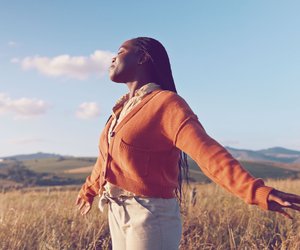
1, 179, 299, 250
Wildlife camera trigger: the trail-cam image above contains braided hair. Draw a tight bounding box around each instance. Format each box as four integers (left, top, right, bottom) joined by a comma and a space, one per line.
131, 37, 189, 201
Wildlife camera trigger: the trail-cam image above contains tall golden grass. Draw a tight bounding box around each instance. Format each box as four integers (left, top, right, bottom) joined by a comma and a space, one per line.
1, 179, 299, 250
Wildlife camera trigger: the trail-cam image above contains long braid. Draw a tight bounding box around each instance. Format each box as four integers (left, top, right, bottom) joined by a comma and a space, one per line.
132, 37, 189, 202
132, 37, 177, 92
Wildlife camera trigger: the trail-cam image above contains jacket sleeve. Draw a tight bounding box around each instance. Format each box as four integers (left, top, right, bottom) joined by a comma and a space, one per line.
174, 116, 273, 210
78, 153, 102, 203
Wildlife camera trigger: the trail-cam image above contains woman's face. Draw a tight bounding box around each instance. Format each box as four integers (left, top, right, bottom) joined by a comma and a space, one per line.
109, 40, 140, 83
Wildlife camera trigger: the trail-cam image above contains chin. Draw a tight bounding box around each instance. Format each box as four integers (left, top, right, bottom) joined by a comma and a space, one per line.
109, 74, 124, 83
109, 73, 117, 82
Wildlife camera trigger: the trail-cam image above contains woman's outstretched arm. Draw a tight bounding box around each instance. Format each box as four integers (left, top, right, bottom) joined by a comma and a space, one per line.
174, 116, 300, 218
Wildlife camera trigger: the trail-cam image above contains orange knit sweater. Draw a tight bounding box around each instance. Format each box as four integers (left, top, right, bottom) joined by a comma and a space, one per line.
79, 89, 273, 210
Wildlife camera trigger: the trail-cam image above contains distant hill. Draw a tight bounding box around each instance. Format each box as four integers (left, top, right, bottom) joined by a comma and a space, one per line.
0, 160, 82, 189
187, 158, 299, 183
225, 146, 300, 164
22, 156, 95, 180
1, 147, 300, 189
3, 146, 300, 164
18, 154, 300, 185
2, 152, 68, 161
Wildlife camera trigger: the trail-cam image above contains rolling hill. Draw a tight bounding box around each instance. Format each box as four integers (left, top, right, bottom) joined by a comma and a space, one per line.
226, 146, 300, 164
0, 160, 82, 189
3, 146, 300, 165
2, 152, 69, 161
1, 146, 300, 188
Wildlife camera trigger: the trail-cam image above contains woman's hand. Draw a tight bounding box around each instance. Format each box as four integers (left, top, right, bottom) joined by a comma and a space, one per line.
267, 189, 300, 219
75, 195, 92, 215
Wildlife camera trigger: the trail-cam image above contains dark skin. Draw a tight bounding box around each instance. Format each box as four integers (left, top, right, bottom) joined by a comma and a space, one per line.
109, 40, 156, 98
268, 190, 300, 219
75, 40, 156, 215
76, 39, 300, 218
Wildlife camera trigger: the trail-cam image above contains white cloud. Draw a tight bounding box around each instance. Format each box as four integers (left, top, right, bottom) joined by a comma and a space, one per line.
76, 102, 100, 119
12, 50, 114, 80
0, 93, 49, 119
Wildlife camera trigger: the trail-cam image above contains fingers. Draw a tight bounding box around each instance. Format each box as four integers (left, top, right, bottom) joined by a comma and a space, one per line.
270, 190, 300, 208
268, 193, 292, 207
75, 195, 92, 215
268, 190, 300, 219
75, 195, 86, 210
290, 203, 300, 212
75, 195, 81, 205
77, 200, 91, 215
78, 200, 86, 211
80, 203, 91, 215
277, 207, 293, 220
271, 190, 300, 204
268, 201, 293, 219
283, 193, 300, 204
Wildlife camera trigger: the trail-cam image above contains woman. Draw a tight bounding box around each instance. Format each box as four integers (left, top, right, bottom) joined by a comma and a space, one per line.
76, 37, 300, 250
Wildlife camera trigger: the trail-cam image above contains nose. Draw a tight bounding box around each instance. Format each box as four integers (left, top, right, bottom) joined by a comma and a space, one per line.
111, 56, 116, 63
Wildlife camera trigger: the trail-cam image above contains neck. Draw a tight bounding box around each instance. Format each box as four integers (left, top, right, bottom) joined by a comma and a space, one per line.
126, 81, 150, 99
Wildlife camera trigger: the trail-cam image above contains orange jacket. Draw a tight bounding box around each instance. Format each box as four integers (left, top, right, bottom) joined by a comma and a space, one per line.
79, 90, 273, 210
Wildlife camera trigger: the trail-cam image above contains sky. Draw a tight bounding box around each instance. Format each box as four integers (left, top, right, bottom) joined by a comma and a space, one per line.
1, 1, 300, 157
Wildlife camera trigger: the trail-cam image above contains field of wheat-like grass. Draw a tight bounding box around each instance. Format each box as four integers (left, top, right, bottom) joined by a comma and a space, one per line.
1, 179, 299, 250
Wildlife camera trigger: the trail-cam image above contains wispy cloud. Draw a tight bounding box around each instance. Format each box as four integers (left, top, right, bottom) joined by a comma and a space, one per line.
11, 50, 114, 80
0, 93, 49, 119
76, 102, 100, 119
8, 137, 45, 145
8, 41, 18, 48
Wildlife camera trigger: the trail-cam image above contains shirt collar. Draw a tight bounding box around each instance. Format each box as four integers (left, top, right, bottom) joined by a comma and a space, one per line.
134, 82, 161, 97
113, 82, 161, 108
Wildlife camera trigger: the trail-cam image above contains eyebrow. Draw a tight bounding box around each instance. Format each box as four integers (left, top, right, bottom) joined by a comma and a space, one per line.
118, 44, 132, 51
118, 46, 126, 51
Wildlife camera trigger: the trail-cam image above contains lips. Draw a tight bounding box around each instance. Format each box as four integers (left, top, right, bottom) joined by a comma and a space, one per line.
109, 65, 116, 75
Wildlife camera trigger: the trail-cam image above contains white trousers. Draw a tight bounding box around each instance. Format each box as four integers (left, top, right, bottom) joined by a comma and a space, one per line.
106, 196, 182, 250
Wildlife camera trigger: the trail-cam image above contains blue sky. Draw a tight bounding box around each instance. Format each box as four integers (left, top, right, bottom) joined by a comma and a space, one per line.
1, 1, 300, 157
